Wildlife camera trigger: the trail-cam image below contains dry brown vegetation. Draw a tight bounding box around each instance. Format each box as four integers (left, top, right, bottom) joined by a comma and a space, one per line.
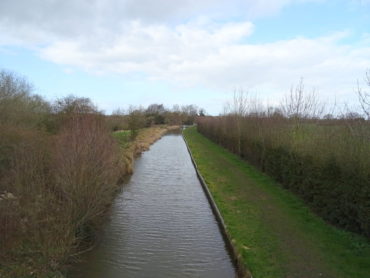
0, 114, 125, 276
0, 70, 181, 277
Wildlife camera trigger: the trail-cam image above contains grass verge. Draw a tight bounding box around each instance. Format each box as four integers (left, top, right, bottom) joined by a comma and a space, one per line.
183, 126, 370, 278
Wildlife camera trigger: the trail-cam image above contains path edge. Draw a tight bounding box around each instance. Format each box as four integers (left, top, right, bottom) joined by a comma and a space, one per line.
182, 129, 253, 278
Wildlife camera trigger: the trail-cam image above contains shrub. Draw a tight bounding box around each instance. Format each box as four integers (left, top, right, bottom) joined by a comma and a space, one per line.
0, 114, 125, 276
53, 114, 124, 229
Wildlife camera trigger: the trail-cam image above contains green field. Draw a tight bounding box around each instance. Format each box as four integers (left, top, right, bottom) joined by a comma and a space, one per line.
183, 127, 370, 278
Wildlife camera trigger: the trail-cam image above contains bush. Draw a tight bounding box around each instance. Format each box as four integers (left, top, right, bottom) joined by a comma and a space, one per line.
0, 102, 125, 276
53, 115, 124, 229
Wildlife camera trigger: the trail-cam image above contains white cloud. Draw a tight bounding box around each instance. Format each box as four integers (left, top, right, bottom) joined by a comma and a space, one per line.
38, 21, 370, 103
0, 0, 315, 45
40, 20, 255, 72
0, 0, 369, 107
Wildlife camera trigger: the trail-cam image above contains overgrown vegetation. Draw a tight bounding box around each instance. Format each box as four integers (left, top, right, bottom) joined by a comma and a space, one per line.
197, 76, 370, 238
0, 69, 194, 277
0, 71, 126, 277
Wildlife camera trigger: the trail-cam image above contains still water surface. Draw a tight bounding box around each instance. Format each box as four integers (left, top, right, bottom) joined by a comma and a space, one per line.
71, 134, 236, 278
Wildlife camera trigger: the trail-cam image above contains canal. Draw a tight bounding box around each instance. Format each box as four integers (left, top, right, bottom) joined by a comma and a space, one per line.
71, 133, 236, 278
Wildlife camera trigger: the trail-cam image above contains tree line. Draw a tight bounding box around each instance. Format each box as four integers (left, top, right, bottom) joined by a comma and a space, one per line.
107, 103, 204, 136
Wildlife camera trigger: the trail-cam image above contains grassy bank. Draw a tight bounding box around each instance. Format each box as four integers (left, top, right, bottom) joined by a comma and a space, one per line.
183, 127, 370, 278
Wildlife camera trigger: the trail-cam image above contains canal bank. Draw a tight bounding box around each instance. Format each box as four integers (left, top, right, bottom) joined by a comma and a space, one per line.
182, 130, 252, 278
70, 133, 236, 278
183, 127, 370, 278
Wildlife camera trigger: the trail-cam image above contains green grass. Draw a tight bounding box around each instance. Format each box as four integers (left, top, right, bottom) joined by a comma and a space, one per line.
183, 127, 370, 278
112, 130, 131, 147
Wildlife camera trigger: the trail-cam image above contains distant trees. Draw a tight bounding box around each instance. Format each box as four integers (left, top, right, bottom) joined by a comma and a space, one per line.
166, 105, 183, 125
106, 103, 204, 135
181, 104, 199, 125
199, 108, 206, 117
107, 108, 127, 131
145, 104, 166, 125
146, 103, 165, 114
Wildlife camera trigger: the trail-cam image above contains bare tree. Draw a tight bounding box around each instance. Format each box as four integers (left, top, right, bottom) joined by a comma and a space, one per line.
231, 89, 248, 116
181, 104, 198, 125
224, 90, 249, 155
357, 70, 370, 119
281, 78, 324, 128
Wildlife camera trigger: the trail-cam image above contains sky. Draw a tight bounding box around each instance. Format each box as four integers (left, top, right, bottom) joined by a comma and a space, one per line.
0, 0, 369, 115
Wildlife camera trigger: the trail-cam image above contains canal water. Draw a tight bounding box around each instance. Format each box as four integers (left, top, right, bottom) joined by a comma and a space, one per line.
71, 133, 236, 278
